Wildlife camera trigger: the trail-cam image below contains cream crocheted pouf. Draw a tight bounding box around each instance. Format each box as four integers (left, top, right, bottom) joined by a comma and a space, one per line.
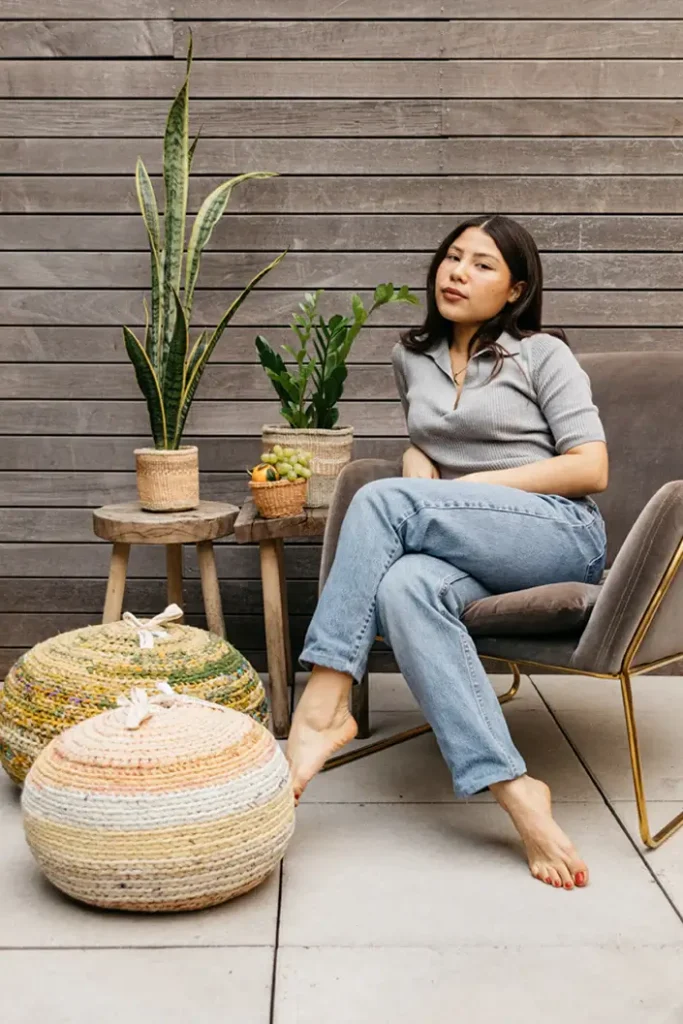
0, 605, 269, 785
21, 686, 295, 912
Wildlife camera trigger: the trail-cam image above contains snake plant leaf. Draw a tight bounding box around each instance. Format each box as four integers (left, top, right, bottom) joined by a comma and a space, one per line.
123, 325, 167, 448
184, 171, 278, 321
164, 290, 189, 448
188, 127, 201, 172
160, 42, 191, 380
173, 250, 288, 443
135, 159, 162, 371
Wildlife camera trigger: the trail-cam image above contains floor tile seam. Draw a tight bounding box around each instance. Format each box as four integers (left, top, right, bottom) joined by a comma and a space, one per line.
274, 941, 683, 951
527, 673, 683, 927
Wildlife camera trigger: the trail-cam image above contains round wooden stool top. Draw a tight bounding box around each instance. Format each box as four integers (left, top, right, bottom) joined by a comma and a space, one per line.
93, 501, 240, 546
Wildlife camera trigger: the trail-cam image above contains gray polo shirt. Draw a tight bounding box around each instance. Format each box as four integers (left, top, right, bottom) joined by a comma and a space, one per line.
391, 331, 606, 480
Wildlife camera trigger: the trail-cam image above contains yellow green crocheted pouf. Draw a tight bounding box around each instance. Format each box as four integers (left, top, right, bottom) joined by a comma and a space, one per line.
22, 685, 294, 912
0, 605, 269, 784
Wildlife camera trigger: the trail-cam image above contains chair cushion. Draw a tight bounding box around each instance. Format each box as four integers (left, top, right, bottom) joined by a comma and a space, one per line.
462, 582, 602, 636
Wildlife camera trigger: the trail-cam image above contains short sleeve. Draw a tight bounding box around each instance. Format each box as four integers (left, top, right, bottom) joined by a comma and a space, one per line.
530, 335, 606, 453
391, 342, 409, 422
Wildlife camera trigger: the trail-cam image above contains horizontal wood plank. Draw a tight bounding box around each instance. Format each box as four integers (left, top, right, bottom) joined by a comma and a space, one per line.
3, 288, 681, 328
0, 363, 395, 400
170, 2, 683, 17
8, 138, 683, 176
7, 60, 683, 99
0, 543, 321, 579
176, 19, 683, 60
0, 399, 407, 436
0, 20, 173, 57
6, 175, 683, 214
0, 471, 250, 507
5, 250, 683, 290
0, 577, 319, 614
5, 214, 683, 253
0, 436, 409, 473
5, 100, 683, 137
2, 327, 679, 365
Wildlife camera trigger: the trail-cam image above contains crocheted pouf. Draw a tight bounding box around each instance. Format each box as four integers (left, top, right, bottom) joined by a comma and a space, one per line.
0, 605, 269, 785
21, 686, 295, 912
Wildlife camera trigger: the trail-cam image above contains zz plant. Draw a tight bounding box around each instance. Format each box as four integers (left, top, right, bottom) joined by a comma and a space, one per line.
123, 34, 287, 449
255, 284, 418, 429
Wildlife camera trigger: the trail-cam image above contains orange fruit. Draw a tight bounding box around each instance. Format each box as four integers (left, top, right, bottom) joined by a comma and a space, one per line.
250, 463, 280, 483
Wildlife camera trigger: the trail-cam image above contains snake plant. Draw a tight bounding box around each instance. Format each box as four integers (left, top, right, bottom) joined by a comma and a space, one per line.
123, 34, 287, 449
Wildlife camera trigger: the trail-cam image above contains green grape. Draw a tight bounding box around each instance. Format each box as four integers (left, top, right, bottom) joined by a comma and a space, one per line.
276, 462, 290, 475
282, 447, 294, 458
261, 453, 277, 464
286, 472, 297, 482
300, 467, 312, 479
273, 444, 283, 456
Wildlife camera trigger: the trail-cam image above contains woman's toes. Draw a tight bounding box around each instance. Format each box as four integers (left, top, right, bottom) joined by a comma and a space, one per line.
546, 866, 562, 888
574, 868, 589, 887
556, 862, 573, 889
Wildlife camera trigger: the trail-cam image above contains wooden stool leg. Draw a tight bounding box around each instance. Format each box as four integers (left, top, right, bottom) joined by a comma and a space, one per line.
166, 544, 184, 618
260, 538, 292, 739
102, 542, 130, 623
197, 540, 226, 638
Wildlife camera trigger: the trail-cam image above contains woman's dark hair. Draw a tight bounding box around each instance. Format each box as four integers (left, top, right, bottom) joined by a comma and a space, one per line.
400, 214, 568, 380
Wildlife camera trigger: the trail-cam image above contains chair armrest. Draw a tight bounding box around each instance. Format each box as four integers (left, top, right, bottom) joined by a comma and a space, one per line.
319, 458, 402, 592
572, 481, 683, 675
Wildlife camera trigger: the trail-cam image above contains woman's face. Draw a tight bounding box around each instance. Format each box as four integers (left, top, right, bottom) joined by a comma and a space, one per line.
434, 227, 525, 328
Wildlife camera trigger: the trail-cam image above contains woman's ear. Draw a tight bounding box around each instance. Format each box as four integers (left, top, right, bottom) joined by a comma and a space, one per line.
508, 281, 526, 304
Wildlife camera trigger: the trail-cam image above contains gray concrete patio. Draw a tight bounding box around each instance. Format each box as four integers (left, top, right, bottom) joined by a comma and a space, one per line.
1, 671, 682, 1023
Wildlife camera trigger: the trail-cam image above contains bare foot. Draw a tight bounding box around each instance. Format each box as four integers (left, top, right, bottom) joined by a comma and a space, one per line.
286, 667, 358, 803
490, 775, 589, 890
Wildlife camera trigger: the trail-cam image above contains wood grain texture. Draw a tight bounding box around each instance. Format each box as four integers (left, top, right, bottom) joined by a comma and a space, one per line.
92, 501, 239, 544
176, 20, 683, 60
2, 327, 680, 364
7, 175, 683, 214
5, 251, 683, 290
0, 21, 173, 57
170, 2, 683, 17
8, 138, 683, 175
7, 60, 683, 99
3, 288, 681, 327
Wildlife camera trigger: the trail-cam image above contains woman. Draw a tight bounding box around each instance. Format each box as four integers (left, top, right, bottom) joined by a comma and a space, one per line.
286, 214, 608, 891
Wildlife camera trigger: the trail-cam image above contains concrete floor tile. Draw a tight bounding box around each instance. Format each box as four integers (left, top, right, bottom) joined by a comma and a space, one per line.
611, 800, 683, 916
0, 775, 280, 948
280, 803, 683, 947
275, 946, 683, 1024
531, 675, 683, 801
0, 948, 273, 1024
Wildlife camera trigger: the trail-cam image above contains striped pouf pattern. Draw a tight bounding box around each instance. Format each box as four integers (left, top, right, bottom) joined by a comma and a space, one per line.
0, 605, 269, 784
21, 686, 295, 912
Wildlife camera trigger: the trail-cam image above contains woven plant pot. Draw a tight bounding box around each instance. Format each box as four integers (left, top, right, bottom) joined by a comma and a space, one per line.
249, 478, 307, 519
135, 445, 199, 512
261, 425, 354, 508
21, 685, 295, 912
0, 605, 269, 785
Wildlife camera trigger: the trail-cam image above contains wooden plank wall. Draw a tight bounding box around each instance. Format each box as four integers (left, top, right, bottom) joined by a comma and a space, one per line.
2, 1, 682, 676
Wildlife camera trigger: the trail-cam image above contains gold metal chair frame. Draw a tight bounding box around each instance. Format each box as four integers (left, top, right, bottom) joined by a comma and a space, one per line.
323, 537, 683, 852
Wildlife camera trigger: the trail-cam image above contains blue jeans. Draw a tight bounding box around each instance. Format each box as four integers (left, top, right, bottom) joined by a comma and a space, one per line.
299, 477, 607, 797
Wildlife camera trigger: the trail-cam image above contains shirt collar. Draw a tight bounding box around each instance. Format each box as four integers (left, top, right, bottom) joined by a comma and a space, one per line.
425, 330, 522, 379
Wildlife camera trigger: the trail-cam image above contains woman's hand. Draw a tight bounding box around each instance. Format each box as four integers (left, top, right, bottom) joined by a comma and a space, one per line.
402, 445, 440, 480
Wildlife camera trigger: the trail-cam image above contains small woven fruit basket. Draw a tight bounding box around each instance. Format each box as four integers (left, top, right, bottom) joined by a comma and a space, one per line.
249, 478, 307, 519
248, 447, 312, 519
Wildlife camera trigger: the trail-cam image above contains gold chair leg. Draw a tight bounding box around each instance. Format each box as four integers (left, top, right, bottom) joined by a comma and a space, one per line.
620, 669, 683, 849
322, 662, 522, 773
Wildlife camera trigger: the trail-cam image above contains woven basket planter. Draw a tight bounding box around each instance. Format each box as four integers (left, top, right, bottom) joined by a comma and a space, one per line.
21, 686, 295, 912
261, 425, 354, 508
134, 446, 200, 512
249, 477, 307, 519
0, 605, 269, 785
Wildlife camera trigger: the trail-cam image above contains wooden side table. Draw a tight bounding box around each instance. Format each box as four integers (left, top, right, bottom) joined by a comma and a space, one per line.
234, 500, 328, 738
93, 501, 239, 638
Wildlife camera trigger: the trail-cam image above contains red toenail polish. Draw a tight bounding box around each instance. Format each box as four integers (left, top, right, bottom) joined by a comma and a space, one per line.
545, 877, 552, 884
564, 882, 573, 890
576, 872, 585, 885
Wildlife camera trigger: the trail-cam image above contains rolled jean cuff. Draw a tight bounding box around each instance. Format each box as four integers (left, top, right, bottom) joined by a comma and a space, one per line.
454, 760, 527, 799
298, 646, 365, 683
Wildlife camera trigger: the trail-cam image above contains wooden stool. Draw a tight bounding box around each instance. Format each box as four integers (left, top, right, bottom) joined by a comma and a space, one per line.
93, 501, 239, 638
234, 500, 328, 738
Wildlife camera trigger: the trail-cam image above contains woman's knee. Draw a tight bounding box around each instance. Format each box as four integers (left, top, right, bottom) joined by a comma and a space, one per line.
376, 554, 450, 620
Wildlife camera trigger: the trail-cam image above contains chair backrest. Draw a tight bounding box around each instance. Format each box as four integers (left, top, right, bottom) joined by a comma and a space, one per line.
578, 352, 683, 564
